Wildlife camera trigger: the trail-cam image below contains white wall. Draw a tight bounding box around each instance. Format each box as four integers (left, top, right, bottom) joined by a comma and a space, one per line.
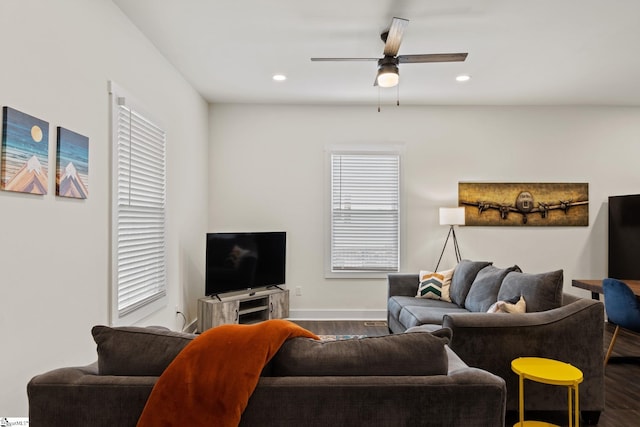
0, 0, 208, 416
209, 104, 640, 319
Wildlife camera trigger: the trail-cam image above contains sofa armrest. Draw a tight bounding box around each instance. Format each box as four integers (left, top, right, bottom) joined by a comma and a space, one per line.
28, 364, 156, 427
561, 292, 580, 305
443, 298, 604, 412
388, 273, 419, 298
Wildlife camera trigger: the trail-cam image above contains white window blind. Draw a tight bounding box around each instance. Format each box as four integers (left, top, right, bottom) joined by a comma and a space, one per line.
330, 152, 400, 272
113, 96, 167, 319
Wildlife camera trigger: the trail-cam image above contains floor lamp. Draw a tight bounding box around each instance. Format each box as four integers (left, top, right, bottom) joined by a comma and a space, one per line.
434, 207, 465, 271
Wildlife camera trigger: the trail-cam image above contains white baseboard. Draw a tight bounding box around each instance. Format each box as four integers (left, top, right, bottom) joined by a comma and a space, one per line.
190, 310, 387, 327
288, 309, 387, 321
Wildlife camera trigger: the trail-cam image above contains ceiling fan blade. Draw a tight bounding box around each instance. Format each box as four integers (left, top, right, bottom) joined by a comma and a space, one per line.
310, 57, 379, 62
383, 17, 409, 56
398, 53, 468, 63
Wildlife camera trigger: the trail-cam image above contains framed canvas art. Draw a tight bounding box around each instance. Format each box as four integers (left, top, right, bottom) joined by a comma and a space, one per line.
458, 182, 589, 226
56, 127, 89, 198
1, 106, 49, 195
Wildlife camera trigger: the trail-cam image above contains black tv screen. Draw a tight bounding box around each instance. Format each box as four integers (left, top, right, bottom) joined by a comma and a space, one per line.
205, 232, 286, 296
609, 194, 640, 280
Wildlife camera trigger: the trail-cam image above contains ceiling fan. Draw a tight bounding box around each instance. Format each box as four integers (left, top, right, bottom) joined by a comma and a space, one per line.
311, 17, 468, 88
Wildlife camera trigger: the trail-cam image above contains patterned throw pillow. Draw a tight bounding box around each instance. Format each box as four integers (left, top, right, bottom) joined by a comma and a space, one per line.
416, 268, 455, 302
487, 295, 527, 313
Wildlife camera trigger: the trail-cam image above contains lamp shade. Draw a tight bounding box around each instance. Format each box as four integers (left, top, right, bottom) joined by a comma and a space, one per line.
439, 207, 465, 226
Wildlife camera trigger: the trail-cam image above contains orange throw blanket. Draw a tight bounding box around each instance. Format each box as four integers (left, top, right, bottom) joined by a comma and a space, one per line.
136, 319, 318, 427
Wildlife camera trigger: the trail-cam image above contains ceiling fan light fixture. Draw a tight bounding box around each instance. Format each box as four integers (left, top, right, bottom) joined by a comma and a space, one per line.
312, 17, 468, 94
377, 63, 399, 88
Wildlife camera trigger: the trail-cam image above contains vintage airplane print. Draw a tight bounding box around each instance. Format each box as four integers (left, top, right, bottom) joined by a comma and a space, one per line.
458, 182, 588, 226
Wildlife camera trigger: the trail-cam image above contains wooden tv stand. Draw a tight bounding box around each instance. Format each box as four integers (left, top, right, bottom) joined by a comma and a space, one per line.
197, 288, 289, 333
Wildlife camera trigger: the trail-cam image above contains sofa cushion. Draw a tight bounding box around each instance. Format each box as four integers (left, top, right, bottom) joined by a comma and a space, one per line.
388, 295, 429, 321
399, 302, 469, 328
270, 331, 450, 376
92, 325, 195, 376
449, 260, 493, 307
498, 269, 564, 312
416, 268, 454, 301
465, 265, 522, 312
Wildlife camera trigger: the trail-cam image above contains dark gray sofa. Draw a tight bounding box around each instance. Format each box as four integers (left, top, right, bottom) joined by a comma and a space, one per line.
28, 325, 507, 427
387, 260, 605, 423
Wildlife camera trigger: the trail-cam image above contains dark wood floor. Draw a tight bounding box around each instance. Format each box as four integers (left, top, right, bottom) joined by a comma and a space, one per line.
292, 320, 640, 427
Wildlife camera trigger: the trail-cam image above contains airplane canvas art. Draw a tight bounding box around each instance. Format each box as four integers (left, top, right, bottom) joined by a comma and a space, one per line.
56, 127, 89, 199
458, 182, 589, 226
1, 106, 49, 195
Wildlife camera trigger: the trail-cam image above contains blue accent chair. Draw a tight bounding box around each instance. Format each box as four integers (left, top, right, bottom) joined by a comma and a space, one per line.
603, 278, 640, 365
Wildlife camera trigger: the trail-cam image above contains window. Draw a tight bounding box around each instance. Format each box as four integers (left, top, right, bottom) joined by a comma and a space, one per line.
328, 151, 400, 276
110, 82, 167, 325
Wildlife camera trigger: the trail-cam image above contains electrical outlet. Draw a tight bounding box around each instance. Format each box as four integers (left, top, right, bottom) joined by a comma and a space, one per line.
295, 286, 302, 296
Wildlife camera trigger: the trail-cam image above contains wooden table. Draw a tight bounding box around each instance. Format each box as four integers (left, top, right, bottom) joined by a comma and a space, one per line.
572, 279, 640, 300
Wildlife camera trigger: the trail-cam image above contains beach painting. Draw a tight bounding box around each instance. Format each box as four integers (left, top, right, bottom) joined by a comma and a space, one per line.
1, 106, 49, 195
56, 127, 89, 199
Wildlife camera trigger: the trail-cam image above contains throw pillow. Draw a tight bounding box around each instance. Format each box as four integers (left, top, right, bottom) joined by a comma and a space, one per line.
416, 268, 454, 301
92, 325, 195, 376
487, 295, 527, 313
464, 264, 522, 312
270, 329, 450, 377
498, 269, 564, 312
449, 260, 493, 307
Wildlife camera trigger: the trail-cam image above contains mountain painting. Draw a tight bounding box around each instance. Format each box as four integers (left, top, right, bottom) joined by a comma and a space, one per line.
1, 107, 49, 195
56, 127, 89, 199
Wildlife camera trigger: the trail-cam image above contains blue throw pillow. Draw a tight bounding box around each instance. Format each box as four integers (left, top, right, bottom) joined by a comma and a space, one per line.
465, 264, 522, 312
498, 270, 563, 312
449, 260, 493, 307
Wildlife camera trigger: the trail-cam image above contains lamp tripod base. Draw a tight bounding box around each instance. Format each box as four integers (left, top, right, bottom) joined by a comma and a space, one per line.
434, 225, 461, 272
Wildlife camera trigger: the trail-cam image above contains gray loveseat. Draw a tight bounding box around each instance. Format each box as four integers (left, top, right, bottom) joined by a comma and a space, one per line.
28, 324, 507, 427
387, 260, 605, 423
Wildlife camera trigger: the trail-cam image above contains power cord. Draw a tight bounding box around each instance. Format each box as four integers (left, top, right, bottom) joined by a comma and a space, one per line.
176, 311, 187, 331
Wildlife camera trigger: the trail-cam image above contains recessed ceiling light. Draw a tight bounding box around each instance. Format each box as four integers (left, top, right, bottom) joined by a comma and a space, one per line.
272, 74, 287, 82
456, 74, 471, 82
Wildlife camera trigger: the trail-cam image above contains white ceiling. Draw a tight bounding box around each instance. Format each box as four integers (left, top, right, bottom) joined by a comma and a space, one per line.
113, 0, 640, 106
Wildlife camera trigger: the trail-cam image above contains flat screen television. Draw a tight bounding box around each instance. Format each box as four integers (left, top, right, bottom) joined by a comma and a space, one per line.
205, 232, 286, 296
609, 195, 640, 280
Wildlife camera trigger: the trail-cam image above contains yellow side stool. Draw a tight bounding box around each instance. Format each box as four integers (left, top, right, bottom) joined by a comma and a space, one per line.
511, 357, 583, 427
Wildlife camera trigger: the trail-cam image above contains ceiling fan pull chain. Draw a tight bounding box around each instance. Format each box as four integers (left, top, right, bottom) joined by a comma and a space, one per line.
397, 82, 400, 106
378, 86, 381, 112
